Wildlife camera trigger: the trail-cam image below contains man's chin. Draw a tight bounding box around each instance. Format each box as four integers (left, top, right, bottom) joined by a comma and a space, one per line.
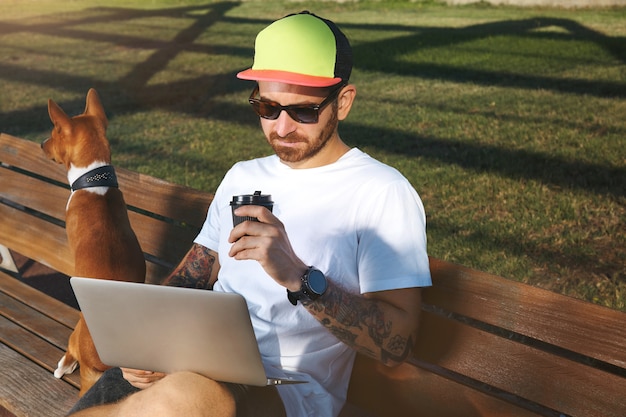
274, 148, 304, 163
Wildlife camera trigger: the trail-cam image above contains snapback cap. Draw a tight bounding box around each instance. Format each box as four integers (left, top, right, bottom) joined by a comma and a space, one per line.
237, 11, 352, 87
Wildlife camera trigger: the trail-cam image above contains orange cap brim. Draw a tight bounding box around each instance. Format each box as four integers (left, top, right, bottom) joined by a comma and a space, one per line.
237, 69, 342, 88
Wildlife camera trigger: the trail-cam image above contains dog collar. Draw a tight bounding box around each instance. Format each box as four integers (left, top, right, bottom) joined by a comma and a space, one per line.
71, 165, 119, 192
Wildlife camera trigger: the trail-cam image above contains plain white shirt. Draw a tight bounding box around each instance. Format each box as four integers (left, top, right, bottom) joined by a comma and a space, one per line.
195, 148, 431, 416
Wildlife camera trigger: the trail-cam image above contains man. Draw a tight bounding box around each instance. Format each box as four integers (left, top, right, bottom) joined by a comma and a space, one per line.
69, 11, 431, 417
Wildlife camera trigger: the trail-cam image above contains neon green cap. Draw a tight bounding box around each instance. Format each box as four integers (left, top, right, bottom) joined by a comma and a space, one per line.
237, 11, 352, 87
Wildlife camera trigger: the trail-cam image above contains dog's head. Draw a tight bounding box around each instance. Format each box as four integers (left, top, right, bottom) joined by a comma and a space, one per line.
42, 88, 111, 169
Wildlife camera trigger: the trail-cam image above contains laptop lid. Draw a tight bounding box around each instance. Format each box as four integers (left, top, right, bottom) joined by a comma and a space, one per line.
70, 277, 300, 387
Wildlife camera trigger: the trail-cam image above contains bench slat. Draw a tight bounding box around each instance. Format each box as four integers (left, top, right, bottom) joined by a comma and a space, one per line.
0, 133, 212, 228
0, 164, 68, 223
0, 195, 180, 283
0, 343, 77, 417
348, 355, 542, 417
0, 173, 190, 282
1, 133, 207, 283
0, 271, 79, 328
0, 315, 80, 389
118, 168, 212, 229
415, 311, 626, 417
0, 203, 73, 276
349, 306, 626, 417
0, 292, 74, 350
428, 258, 626, 368
0, 133, 67, 184
128, 210, 197, 267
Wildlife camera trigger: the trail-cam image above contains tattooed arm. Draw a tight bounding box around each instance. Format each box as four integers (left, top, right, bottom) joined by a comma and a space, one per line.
162, 243, 220, 290
302, 282, 422, 367
228, 205, 422, 367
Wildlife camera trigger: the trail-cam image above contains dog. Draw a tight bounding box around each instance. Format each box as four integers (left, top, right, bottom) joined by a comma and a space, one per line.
42, 88, 146, 396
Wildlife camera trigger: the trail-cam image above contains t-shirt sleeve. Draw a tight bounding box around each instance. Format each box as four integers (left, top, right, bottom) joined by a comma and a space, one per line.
193, 176, 228, 252
356, 179, 431, 293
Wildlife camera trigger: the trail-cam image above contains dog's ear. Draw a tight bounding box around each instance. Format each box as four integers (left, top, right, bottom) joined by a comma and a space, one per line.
84, 89, 109, 130
48, 99, 72, 134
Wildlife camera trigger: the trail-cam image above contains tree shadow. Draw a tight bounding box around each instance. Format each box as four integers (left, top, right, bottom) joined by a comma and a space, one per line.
0, 3, 624, 280
341, 122, 625, 199
349, 17, 626, 97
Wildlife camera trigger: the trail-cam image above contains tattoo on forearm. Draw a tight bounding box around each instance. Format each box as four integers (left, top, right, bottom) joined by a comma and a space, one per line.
364, 304, 392, 347
309, 284, 412, 364
321, 318, 359, 347
382, 335, 413, 364
164, 244, 215, 290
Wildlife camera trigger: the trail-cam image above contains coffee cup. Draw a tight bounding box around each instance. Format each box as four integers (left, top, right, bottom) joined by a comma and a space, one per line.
230, 191, 274, 227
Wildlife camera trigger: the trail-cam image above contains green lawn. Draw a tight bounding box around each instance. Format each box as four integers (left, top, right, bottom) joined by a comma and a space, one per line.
1, 0, 624, 310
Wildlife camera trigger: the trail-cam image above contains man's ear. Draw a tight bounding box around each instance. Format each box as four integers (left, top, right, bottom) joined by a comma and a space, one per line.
337, 84, 356, 121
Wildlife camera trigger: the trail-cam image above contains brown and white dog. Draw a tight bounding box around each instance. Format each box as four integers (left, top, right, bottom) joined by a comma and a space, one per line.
42, 89, 146, 396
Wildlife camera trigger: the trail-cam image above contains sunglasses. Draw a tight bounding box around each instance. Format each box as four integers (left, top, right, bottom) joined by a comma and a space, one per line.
248, 84, 344, 124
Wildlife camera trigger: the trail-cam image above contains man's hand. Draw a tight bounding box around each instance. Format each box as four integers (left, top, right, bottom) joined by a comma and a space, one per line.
121, 368, 167, 389
227, 205, 307, 291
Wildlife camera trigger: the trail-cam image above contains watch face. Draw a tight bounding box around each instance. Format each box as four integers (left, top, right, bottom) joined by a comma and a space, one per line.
307, 269, 327, 295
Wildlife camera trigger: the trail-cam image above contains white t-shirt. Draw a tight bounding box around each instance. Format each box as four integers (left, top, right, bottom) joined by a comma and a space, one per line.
194, 148, 431, 417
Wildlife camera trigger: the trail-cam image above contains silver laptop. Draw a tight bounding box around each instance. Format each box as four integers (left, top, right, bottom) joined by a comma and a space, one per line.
70, 277, 306, 386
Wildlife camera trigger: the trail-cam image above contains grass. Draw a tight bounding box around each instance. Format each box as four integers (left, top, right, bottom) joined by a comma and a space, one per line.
0, 0, 624, 311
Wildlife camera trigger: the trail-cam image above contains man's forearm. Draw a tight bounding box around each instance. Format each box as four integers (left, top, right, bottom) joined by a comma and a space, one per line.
302, 281, 420, 367
163, 243, 217, 290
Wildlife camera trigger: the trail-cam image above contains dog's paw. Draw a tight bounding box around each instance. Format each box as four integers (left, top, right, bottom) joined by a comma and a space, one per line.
54, 354, 79, 378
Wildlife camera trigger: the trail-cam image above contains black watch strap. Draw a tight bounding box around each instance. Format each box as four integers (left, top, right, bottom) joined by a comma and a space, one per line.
287, 287, 303, 306
287, 266, 327, 306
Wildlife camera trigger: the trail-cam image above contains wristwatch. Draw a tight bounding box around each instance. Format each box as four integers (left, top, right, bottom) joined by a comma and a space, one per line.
287, 266, 328, 306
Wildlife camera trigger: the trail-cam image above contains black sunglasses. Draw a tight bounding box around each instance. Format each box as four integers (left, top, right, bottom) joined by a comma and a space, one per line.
248, 84, 344, 124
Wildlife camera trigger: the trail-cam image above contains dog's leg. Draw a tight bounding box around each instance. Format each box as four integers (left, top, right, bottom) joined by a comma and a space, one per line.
54, 351, 79, 378
0, 245, 19, 273
55, 319, 83, 378
78, 366, 105, 397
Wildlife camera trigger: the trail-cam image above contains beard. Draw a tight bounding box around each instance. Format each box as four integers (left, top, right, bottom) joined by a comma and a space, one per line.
268, 107, 339, 164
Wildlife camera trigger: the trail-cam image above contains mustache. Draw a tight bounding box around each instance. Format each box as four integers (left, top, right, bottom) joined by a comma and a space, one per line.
269, 132, 307, 143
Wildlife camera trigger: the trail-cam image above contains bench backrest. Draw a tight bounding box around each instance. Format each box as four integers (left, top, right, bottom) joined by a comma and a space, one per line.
2, 133, 625, 417
0, 133, 213, 284
349, 258, 626, 416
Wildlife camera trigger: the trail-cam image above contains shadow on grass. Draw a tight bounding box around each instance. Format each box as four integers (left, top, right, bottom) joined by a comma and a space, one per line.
0, 3, 624, 196
350, 17, 626, 97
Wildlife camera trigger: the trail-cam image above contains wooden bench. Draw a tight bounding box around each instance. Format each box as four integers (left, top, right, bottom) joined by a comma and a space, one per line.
1, 132, 625, 417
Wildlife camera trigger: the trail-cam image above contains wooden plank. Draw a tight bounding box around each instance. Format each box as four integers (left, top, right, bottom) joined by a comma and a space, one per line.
0, 133, 213, 228
350, 308, 626, 417
145, 261, 171, 285
0, 316, 80, 389
0, 165, 68, 222
427, 258, 626, 368
348, 354, 543, 417
0, 190, 175, 282
0, 406, 17, 417
0, 292, 74, 350
0, 271, 79, 328
128, 210, 197, 265
0, 203, 73, 276
1, 134, 208, 280
0, 133, 67, 184
412, 311, 626, 417
117, 168, 213, 229
0, 343, 77, 417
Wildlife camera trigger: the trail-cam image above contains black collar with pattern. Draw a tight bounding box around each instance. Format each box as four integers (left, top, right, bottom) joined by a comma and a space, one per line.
71, 165, 119, 192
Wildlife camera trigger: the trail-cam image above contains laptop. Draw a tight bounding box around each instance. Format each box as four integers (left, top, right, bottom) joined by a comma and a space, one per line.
70, 277, 306, 386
